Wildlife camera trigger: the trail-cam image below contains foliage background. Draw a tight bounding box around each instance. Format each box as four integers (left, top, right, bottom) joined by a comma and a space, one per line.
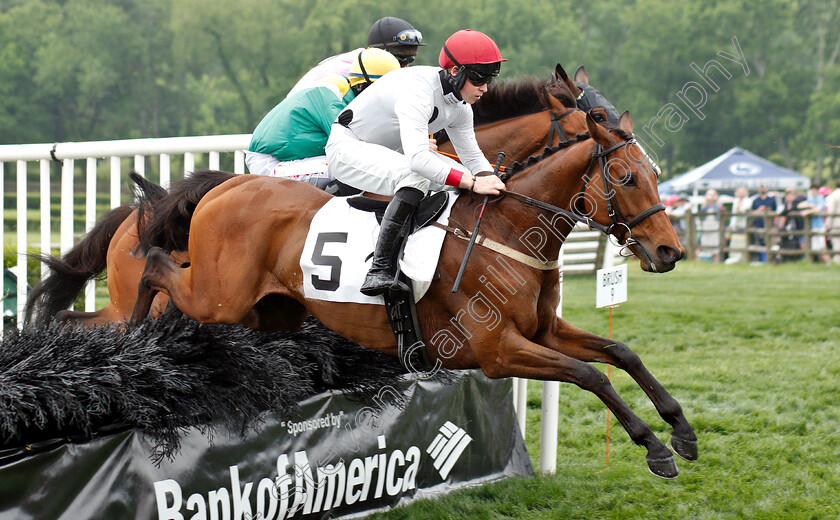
1, 0, 840, 182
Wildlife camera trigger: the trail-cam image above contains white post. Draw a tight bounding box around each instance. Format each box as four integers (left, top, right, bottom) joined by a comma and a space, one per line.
184, 152, 195, 176
539, 249, 563, 474
513, 377, 528, 440
134, 155, 145, 178
209, 151, 220, 170
16, 160, 28, 328
110, 156, 121, 209
84, 158, 97, 312
234, 150, 245, 174
39, 159, 51, 279
160, 153, 171, 190
0, 162, 4, 338
60, 159, 74, 257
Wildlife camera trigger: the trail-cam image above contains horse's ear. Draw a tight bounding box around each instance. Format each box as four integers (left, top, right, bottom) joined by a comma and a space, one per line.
574, 65, 589, 85
586, 111, 611, 145
555, 63, 583, 100
618, 110, 634, 134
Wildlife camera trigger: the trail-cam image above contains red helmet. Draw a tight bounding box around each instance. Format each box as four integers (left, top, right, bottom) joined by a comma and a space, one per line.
439, 30, 506, 90
438, 29, 506, 69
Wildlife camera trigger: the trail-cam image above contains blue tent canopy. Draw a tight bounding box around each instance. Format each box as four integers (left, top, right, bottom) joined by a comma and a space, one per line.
659, 147, 810, 194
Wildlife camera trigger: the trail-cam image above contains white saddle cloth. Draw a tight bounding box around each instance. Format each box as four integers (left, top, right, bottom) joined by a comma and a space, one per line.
299, 195, 456, 305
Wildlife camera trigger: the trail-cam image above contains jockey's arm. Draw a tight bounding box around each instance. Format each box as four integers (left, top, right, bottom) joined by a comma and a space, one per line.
394, 91, 503, 195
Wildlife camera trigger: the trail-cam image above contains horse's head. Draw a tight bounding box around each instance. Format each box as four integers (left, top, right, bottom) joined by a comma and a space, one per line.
574, 65, 622, 125
579, 111, 684, 272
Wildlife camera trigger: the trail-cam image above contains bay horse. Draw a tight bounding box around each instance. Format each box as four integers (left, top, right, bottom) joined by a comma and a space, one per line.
24, 64, 610, 328
128, 112, 695, 478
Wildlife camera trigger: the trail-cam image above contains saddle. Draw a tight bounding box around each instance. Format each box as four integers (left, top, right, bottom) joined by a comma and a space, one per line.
343, 190, 450, 371
345, 191, 450, 232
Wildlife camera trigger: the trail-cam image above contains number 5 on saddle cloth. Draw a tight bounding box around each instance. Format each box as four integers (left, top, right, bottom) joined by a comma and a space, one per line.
300, 192, 452, 370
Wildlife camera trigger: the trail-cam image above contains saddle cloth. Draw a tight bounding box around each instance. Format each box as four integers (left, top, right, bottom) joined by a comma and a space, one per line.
299, 195, 457, 305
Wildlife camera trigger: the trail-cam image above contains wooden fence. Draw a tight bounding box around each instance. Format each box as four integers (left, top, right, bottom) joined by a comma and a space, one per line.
669, 211, 840, 263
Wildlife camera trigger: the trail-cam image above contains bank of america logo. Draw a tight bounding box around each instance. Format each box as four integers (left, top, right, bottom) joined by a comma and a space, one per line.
426, 421, 472, 480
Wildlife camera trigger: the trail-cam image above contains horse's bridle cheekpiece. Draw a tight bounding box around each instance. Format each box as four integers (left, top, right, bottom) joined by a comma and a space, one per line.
502, 136, 665, 250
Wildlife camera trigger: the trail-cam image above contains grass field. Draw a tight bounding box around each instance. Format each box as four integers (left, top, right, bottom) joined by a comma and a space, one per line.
369, 261, 840, 519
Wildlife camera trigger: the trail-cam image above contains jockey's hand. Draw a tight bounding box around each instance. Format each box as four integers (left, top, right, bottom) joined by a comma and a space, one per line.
471, 173, 506, 196
429, 138, 438, 152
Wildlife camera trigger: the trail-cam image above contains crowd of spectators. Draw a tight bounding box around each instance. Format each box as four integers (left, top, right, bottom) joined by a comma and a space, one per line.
663, 182, 840, 265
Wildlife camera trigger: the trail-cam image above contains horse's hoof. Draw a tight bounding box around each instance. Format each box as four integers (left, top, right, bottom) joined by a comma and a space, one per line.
646, 454, 678, 479
671, 435, 698, 461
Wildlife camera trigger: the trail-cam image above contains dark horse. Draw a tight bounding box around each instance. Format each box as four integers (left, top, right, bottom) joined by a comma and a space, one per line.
25, 65, 611, 328
128, 111, 695, 478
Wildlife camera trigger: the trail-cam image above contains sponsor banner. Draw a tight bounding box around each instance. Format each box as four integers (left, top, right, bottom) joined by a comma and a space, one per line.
0, 370, 532, 519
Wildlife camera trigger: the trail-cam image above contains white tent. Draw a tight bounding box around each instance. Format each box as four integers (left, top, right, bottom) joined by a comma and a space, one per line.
659, 147, 810, 194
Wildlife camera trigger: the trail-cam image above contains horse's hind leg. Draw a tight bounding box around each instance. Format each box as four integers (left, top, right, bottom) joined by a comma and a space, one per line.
130, 247, 184, 325
131, 246, 260, 326
535, 317, 697, 461
478, 328, 679, 478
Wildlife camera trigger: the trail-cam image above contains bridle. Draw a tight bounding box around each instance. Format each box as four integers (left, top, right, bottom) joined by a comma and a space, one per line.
545, 107, 578, 146
501, 137, 665, 248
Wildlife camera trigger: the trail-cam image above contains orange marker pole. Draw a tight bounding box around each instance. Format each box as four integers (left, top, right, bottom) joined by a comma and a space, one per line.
606, 306, 613, 467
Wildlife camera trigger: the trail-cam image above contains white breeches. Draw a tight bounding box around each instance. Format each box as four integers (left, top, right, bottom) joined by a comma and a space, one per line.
326, 124, 458, 196
245, 151, 333, 190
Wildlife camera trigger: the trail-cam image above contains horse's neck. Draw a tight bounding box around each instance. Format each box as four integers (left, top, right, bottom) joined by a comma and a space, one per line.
476, 140, 596, 262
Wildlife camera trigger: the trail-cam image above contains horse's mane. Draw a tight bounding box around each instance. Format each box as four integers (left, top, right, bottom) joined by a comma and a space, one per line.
472, 76, 576, 126
506, 133, 591, 179
506, 125, 634, 179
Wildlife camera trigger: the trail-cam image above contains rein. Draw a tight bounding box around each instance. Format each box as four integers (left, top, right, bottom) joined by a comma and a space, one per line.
502, 137, 665, 246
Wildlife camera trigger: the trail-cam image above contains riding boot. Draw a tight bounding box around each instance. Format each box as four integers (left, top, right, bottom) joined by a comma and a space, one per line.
360, 187, 424, 296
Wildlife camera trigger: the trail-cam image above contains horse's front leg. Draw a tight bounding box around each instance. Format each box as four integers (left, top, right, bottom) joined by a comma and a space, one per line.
534, 316, 697, 462
476, 327, 679, 478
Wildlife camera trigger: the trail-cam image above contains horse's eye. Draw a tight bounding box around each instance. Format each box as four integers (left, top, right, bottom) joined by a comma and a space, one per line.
592, 112, 606, 123
621, 175, 636, 187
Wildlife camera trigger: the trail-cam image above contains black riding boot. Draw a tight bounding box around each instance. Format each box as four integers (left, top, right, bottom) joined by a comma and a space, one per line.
360, 187, 424, 296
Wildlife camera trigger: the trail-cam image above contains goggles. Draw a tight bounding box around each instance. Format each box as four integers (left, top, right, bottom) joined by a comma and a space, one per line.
393, 29, 423, 45
465, 68, 494, 86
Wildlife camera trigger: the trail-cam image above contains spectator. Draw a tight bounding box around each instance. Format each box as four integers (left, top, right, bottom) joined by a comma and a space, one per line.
726, 186, 751, 262
802, 184, 830, 264
288, 17, 424, 96
777, 188, 807, 262
698, 189, 722, 261
825, 180, 840, 264
665, 195, 690, 235
750, 184, 777, 262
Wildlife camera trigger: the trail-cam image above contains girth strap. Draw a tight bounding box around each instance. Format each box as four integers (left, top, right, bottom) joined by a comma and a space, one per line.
432, 222, 560, 270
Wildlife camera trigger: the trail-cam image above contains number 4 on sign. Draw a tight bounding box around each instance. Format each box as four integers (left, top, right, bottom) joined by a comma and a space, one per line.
595, 263, 628, 469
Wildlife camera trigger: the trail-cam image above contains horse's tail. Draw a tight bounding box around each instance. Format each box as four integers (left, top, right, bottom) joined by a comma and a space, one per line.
136, 169, 237, 254
24, 204, 136, 327
24, 172, 169, 328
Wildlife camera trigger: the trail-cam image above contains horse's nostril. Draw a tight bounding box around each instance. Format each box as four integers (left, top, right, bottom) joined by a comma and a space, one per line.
657, 245, 680, 264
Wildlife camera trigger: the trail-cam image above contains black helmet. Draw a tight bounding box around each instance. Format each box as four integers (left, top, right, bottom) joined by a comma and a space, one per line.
367, 17, 424, 66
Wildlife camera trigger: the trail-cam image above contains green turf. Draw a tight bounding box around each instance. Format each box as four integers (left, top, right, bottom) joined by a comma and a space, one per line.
368, 261, 840, 519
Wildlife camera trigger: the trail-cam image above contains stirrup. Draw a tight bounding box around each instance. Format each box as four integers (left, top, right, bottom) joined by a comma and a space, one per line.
360, 269, 410, 297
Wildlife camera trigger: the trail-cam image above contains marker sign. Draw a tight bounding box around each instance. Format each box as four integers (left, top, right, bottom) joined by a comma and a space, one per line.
596, 264, 627, 308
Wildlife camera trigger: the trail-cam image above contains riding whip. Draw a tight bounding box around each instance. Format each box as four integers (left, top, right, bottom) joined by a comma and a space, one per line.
451, 151, 505, 293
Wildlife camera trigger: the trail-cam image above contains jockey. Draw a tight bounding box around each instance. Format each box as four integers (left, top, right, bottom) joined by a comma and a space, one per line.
245, 48, 400, 188
287, 17, 423, 96
325, 29, 507, 297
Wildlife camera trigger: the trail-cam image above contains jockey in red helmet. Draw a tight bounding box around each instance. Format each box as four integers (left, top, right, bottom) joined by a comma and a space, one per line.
325, 29, 507, 297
